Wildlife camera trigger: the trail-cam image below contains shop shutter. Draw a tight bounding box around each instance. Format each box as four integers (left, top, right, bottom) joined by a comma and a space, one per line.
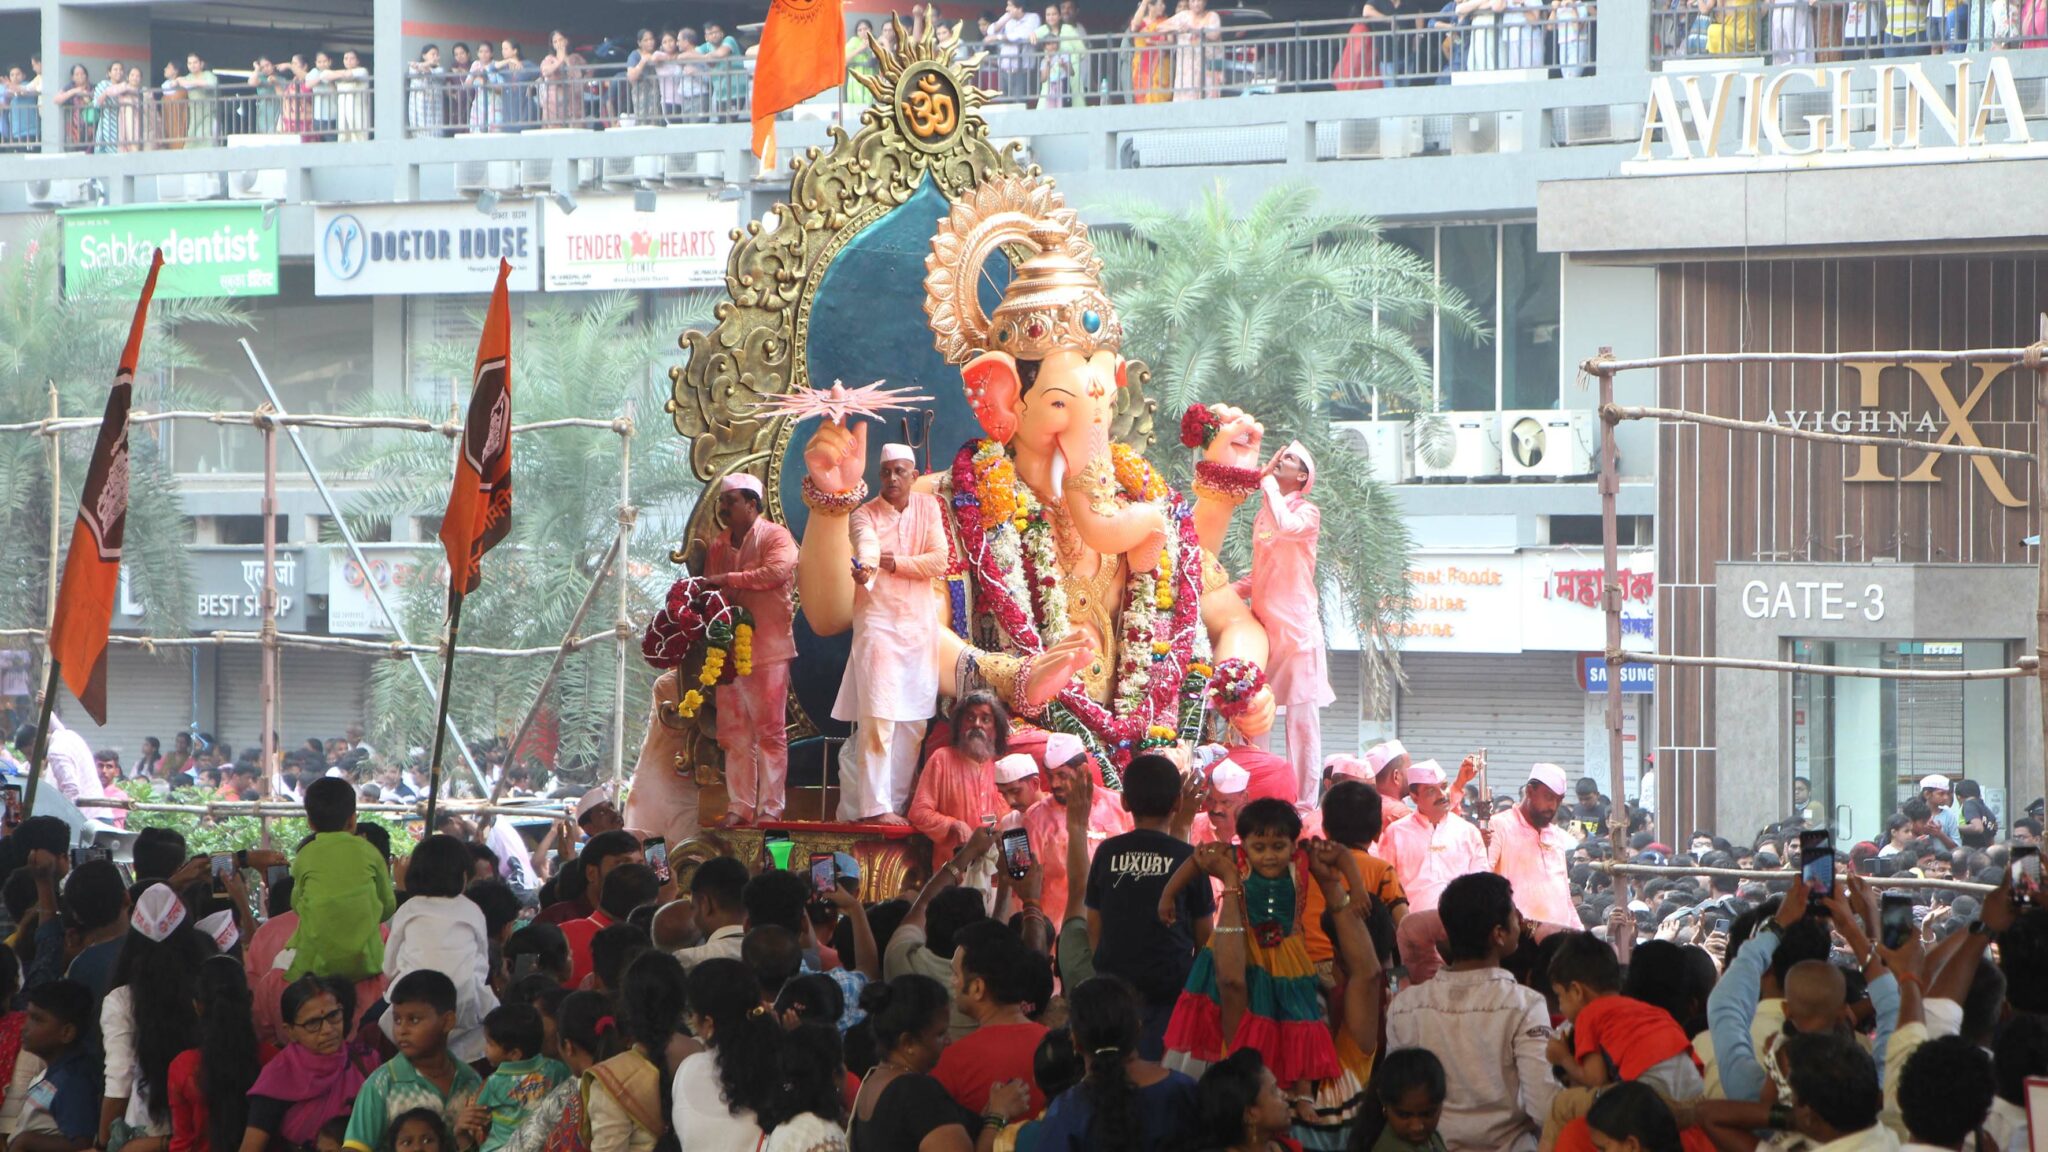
218, 647, 371, 752
1394, 651, 1589, 797
56, 647, 199, 765
1322, 649, 1364, 757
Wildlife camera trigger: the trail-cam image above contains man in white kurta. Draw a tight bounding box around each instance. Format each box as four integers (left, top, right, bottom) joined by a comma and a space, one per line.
833, 444, 949, 823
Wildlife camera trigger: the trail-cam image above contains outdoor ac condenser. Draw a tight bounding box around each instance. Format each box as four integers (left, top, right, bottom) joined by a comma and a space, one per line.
155, 173, 225, 201
1333, 420, 1413, 485
1410, 412, 1502, 480
1499, 409, 1596, 479
26, 178, 93, 208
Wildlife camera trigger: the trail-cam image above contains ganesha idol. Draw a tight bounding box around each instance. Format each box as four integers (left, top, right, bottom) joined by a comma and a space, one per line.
796, 173, 1277, 769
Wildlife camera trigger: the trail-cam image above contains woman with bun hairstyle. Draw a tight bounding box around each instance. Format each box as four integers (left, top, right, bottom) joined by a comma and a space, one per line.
672, 959, 772, 1151
848, 975, 1030, 1152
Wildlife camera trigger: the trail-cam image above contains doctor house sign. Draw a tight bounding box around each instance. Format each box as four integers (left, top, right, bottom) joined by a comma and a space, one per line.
1764, 359, 2032, 508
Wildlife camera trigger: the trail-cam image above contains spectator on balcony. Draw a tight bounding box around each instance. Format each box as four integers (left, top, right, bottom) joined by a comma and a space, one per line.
336, 50, 371, 140
1126, 0, 1172, 102
157, 60, 188, 149
625, 29, 663, 125
542, 31, 578, 128
1159, 0, 1221, 99
5, 62, 37, 147
654, 32, 686, 122
179, 54, 219, 146
55, 63, 90, 147
675, 29, 709, 121
303, 51, 338, 140
1037, 4, 1087, 106
492, 42, 533, 132
1363, 0, 1426, 85
1769, 0, 1818, 61
2022, 0, 2048, 46
1880, 0, 1925, 51
275, 55, 309, 136
251, 57, 284, 134
119, 64, 146, 150
409, 45, 446, 135
987, 0, 1046, 101
1062, 1, 1096, 103
699, 23, 742, 121
846, 20, 880, 103
1556, 0, 1594, 74
466, 42, 497, 133
446, 43, 472, 130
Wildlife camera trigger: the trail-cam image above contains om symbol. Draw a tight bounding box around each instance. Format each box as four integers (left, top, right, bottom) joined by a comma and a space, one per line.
901, 72, 958, 141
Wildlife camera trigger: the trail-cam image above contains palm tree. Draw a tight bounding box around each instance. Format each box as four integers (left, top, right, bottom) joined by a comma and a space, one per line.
1092, 181, 1484, 665
340, 292, 717, 786
0, 218, 244, 644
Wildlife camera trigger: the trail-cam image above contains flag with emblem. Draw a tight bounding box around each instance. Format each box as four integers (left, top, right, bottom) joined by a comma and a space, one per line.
439, 258, 514, 594
750, 0, 847, 168
49, 250, 164, 725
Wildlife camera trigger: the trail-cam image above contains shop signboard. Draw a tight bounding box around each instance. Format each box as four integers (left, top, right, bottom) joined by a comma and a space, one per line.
327, 544, 447, 635
184, 548, 307, 632
541, 195, 736, 291
59, 203, 278, 299
314, 202, 540, 296
1388, 554, 1523, 653
1580, 655, 1656, 694
1521, 550, 1656, 652
1388, 550, 1659, 656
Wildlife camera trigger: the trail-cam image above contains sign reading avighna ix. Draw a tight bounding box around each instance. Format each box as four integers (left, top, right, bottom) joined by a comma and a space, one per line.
1630, 57, 2037, 171
1774, 360, 2031, 509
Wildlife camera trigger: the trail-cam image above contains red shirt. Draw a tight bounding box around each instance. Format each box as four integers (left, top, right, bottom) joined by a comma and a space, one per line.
1572, 995, 1693, 1081
932, 1022, 1049, 1117
559, 910, 615, 988
535, 898, 594, 926
168, 1043, 279, 1152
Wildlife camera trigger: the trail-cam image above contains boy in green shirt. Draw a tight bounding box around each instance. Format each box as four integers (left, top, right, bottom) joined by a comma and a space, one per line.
343, 971, 483, 1152
465, 1005, 570, 1152
287, 776, 397, 981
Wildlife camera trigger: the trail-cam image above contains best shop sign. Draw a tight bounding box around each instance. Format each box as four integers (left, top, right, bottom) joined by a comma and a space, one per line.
315, 202, 540, 296
542, 195, 734, 291
60, 203, 278, 299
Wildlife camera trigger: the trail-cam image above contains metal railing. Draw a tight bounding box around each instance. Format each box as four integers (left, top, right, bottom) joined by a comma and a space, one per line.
1651, 0, 2048, 64
402, 58, 751, 137
35, 80, 375, 153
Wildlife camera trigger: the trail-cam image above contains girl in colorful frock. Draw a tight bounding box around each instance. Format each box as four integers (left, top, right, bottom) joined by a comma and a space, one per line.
1156, 797, 1340, 1098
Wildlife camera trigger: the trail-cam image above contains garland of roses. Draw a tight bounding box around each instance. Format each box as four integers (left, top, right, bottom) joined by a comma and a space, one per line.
948, 439, 1207, 768
641, 577, 755, 720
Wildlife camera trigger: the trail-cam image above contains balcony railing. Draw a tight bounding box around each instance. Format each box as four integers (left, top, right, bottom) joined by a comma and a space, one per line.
401, 59, 750, 137
13, 81, 375, 154
1651, 0, 2048, 64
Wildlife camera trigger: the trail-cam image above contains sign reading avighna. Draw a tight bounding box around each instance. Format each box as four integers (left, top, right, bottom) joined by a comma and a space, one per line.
1772, 360, 2030, 509
1630, 57, 2036, 170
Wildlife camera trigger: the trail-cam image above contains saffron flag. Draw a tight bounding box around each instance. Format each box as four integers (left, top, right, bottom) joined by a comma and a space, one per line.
49, 250, 163, 725
750, 0, 847, 167
439, 258, 514, 595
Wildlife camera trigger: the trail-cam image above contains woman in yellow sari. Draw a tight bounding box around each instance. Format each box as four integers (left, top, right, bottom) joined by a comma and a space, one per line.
1128, 0, 1172, 102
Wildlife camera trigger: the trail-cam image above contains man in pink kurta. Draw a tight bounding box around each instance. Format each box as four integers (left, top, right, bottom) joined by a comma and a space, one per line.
1235, 442, 1335, 811
908, 692, 1008, 872
833, 444, 949, 823
1488, 761, 1579, 927
703, 473, 798, 826
1377, 758, 1489, 913
1022, 732, 1134, 919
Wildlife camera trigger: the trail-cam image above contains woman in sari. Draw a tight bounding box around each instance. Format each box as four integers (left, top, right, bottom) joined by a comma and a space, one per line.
1160, 0, 1221, 100
90, 62, 127, 154
56, 64, 93, 149
239, 977, 380, 1152
1128, 0, 1173, 102
845, 20, 879, 104
158, 61, 188, 149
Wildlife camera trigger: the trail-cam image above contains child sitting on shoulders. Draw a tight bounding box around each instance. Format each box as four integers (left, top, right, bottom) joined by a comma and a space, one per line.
383, 836, 497, 1063
463, 1006, 569, 1152
1540, 932, 1704, 1152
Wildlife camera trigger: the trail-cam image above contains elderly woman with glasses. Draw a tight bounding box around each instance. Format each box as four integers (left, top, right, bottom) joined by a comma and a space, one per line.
239, 976, 381, 1152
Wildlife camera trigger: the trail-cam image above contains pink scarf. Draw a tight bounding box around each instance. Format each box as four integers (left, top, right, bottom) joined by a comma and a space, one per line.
249, 1041, 378, 1146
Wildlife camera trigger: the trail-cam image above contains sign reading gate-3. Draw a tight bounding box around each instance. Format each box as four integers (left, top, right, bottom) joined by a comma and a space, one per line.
60, 203, 277, 299
314, 202, 540, 296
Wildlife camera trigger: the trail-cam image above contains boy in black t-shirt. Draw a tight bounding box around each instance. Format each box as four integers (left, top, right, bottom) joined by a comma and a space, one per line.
1085, 754, 1214, 1060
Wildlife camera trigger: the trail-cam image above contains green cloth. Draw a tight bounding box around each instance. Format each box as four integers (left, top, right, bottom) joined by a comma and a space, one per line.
477, 1055, 571, 1152
1370, 1129, 1446, 1152
286, 831, 396, 982
342, 1052, 484, 1152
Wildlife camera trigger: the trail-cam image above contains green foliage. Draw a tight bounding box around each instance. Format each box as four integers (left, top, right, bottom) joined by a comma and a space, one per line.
1093, 182, 1484, 662
341, 293, 718, 786
0, 220, 246, 637
111, 777, 413, 853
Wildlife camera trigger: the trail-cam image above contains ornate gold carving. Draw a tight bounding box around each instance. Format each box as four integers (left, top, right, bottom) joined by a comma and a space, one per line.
900, 70, 960, 144
923, 174, 1123, 366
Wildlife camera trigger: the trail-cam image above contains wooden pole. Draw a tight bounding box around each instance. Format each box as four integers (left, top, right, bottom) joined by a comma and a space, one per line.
22, 661, 59, 811
1596, 348, 1628, 856
42, 383, 58, 675
2034, 314, 2048, 828
611, 413, 634, 796
424, 589, 466, 833
259, 407, 279, 850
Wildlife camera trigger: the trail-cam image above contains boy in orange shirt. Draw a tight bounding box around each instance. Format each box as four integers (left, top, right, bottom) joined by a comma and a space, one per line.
1539, 932, 1704, 1152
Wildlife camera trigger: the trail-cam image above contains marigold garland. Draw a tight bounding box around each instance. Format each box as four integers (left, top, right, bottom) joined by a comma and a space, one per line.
641, 577, 755, 718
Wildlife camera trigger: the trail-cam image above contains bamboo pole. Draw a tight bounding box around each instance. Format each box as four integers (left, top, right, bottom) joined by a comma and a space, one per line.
2035, 314, 2048, 831
1597, 346, 1628, 852
73, 795, 574, 820
0, 628, 619, 658
612, 410, 635, 796
491, 535, 624, 805
42, 383, 58, 674
0, 410, 631, 436
1584, 346, 2048, 375
1595, 860, 1993, 895
1624, 650, 2038, 681
1602, 403, 2031, 461
259, 405, 278, 851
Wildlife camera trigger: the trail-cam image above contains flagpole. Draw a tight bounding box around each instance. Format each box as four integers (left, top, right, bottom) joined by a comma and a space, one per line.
21, 662, 60, 811
423, 589, 465, 832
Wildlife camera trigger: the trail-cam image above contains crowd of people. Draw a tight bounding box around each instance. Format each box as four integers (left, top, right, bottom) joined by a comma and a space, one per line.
2, 684, 2042, 1152
1658, 0, 2048, 62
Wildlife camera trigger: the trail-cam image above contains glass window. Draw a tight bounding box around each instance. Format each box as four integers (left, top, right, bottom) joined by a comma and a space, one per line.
1501, 224, 1561, 410
1790, 640, 2009, 846
170, 267, 373, 475
1437, 225, 1496, 412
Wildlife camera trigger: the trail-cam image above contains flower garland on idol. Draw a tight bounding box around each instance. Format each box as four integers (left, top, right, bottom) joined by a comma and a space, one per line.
948, 438, 1208, 768
640, 577, 755, 720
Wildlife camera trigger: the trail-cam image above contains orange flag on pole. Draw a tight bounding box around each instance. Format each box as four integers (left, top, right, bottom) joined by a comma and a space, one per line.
439, 258, 514, 595
49, 250, 163, 725
750, 0, 847, 169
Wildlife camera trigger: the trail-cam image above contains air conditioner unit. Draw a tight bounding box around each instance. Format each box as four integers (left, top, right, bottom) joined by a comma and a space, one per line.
601, 153, 665, 185
1333, 119, 1379, 159
228, 167, 286, 200
26, 178, 93, 207
155, 173, 224, 201
1377, 117, 1420, 159
454, 160, 519, 193
1411, 412, 1501, 480
1333, 420, 1412, 485
1499, 409, 1596, 479
1452, 112, 1497, 155
1552, 104, 1640, 146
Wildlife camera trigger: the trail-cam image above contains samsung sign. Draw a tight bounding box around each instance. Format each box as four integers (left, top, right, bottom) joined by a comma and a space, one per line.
314, 203, 540, 296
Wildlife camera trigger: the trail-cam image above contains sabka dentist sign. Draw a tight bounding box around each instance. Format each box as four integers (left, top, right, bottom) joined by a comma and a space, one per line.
1627, 57, 2036, 172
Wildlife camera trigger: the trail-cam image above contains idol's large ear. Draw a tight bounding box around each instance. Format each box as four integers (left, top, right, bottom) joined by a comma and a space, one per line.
962, 351, 1023, 443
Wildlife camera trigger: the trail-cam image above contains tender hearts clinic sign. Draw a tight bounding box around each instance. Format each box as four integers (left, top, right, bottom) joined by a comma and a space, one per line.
542, 195, 736, 291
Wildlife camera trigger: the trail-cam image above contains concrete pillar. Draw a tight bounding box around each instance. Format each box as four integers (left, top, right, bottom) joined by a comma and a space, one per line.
374, 0, 405, 141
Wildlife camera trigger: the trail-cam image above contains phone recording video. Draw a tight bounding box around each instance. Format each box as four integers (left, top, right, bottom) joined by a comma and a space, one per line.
1881, 892, 1916, 949
210, 852, 235, 892
999, 828, 1034, 880
2012, 845, 2041, 905
68, 846, 109, 869
1798, 829, 1835, 901
642, 837, 671, 883
1, 784, 22, 829
809, 853, 837, 897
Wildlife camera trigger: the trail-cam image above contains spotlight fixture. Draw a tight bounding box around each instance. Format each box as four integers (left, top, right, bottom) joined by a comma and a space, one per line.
634, 187, 658, 213
551, 191, 578, 215
475, 188, 501, 214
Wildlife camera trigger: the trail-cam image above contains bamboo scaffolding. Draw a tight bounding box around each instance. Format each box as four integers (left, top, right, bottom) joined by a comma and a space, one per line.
1596, 861, 1993, 896
1590, 346, 2048, 375
0, 411, 631, 436
1602, 403, 2032, 461
72, 795, 573, 820
0, 628, 618, 658
1617, 649, 2039, 681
